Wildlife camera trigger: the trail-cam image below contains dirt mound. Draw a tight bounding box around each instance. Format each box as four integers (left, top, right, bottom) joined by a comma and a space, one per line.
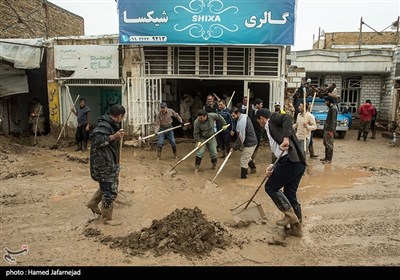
66, 155, 89, 164
101, 207, 231, 257
83, 228, 102, 237
3, 170, 43, 180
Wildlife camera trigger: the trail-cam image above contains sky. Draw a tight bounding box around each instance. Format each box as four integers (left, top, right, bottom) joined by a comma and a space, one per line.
48, 0, 400, 50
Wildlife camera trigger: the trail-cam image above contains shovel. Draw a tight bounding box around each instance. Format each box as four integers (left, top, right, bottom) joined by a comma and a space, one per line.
115, 133, 133, 206
125, 123, 190, 146
230, 150, 285, 221
50, 94, 80, 149
33, 105, 42, 146
167, 124, 230, 174
204, 148, 233, 188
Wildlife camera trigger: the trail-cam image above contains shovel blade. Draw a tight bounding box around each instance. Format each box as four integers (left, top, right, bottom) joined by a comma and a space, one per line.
231, 202, 266, 222
203, 179, 217, 189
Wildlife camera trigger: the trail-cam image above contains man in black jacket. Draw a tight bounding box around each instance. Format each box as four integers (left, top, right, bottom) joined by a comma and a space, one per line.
86, 105, 125, 226
256, 108, 306, 237
320, 96, 337, 163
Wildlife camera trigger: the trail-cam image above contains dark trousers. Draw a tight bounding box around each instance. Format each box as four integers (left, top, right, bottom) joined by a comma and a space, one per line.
265, 156, 306, 208
216, 132, 231, 152
76, 124, 89, 143
99, 181, 118, 209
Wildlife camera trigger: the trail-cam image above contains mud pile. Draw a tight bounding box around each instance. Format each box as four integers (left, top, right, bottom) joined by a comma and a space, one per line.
103, 207, 230, 257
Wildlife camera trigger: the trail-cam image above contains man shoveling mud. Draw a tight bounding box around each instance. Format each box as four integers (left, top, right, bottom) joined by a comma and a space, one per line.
86, 104, 125, 226
256, 108, 306, 237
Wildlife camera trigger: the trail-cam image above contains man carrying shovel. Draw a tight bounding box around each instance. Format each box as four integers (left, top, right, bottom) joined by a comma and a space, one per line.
255, 108, 306, 237
230, 108, 258, 179
155, 102, 184, 160
87, 104, 125, 226
193, 109, 228, 171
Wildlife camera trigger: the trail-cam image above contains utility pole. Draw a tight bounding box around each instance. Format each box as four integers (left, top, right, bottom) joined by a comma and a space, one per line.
396, 16, 399, 46
358, 17, 363, 49
42, 0, 49, 39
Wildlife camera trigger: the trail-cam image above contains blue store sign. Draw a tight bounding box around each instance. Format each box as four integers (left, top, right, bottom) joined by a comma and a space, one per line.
118, 0, 296, 45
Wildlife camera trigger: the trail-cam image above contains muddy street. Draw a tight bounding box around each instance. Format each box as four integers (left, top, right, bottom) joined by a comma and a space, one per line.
1, 129, 399, 266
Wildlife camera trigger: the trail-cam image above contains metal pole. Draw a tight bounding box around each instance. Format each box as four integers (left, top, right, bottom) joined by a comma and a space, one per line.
358, 17, 363, 49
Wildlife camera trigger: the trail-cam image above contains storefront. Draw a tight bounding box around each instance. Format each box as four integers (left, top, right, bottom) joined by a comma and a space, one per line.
49, 39, 122, 136
119, 0, 295, 137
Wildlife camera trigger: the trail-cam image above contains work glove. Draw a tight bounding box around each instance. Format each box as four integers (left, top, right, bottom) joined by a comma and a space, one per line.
222, 124, 229, 131
197, 141, 202, 148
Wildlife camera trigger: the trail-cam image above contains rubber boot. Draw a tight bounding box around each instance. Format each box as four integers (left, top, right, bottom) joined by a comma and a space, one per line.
309, 144, 318, 158
211, 158, 217, 170
82, 141, 88, 152
76, 142, 82, 151
323, 149, 333, 164
86, 189, 102, 215
269, 191, 299, 226
101, 203, 121, 226
248, 160, 257, 173
320, 147, 328, 162
157, 147, 162, 160
172, 146, 177, 159
240, 167, 248, 179
293, 204, 302, 224
195, 156, 202, 172
286, 222, 303, 237
357, 131, 362, 141
371, 130, 376, 139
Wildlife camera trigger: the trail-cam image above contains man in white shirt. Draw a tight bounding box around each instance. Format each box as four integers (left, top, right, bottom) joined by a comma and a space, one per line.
293, 103, 317, 157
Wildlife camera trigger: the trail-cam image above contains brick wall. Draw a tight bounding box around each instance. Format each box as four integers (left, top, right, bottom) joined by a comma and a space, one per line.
361, 75, 385, 119
325, 75, 342, 93
286, 66, 306, 89
0, 0, 84, 38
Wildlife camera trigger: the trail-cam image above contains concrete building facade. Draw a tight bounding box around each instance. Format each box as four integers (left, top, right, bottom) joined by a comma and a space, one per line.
0, 0, 84, 135
288, 30, 399, 130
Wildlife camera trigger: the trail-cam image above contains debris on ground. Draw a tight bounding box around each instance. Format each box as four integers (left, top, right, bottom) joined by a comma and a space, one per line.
362, 166, 400, 176
66, 155, 89, 164
226, 220, 254, 229
3, 170, 43, 180
267, 238, 287, 247
83, 228, 102, 237
100, 207, 231, 258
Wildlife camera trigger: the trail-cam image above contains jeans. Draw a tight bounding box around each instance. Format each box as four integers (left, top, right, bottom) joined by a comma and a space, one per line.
265, 156, 306, 208
157, 127, 176, 149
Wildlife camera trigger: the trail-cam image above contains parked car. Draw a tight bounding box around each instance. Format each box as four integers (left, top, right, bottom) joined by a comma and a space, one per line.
308, 97, 349, 139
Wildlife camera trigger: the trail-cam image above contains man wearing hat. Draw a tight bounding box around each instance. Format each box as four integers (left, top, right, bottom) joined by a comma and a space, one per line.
256, 108, 305, 237
320, 96, 337, 163
155, 102, 184, 160
274, 101, 286, 114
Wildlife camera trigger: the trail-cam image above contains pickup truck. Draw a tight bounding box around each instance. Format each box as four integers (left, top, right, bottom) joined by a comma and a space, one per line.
308, 97, 349, 139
